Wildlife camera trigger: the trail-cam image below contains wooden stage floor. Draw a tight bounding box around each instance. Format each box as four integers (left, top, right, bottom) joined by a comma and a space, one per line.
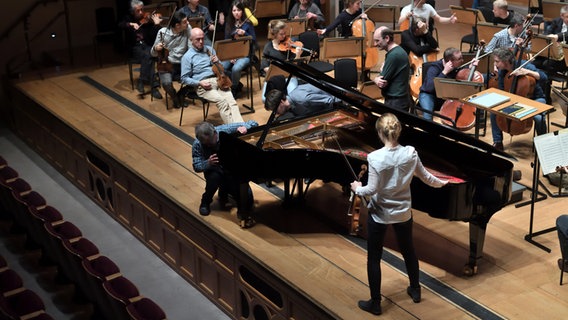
6, 55, 568, 319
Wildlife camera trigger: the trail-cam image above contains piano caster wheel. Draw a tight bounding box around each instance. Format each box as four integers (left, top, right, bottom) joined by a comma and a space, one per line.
463, 264, 478, 277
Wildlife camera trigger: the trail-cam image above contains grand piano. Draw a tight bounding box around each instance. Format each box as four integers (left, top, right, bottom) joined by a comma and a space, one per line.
219, 59, 514, 275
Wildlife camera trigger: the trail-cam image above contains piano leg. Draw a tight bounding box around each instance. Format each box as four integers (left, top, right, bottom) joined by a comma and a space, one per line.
465, 220, 488, 276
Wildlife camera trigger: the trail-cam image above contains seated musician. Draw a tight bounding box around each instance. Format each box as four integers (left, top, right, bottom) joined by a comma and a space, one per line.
418, 48, 465, 121
179, 0, 215, 46
181, 28, 245, 124
489, 48, 547, 151
238, 0, 258, 26
398, 0, 457, 33
540, 5, 568, 73
222, 0, 257, 97
263, 75, 341, 120
151, 11, 190, 109
316, 0, 365, 37
400, 17, 439, 56
261, 20, 303, 75
192, 121, 258, 228
484, 14, 530, 53
119, 0, 162, 98
492, 0, 515, 25
288, 0, 325, 30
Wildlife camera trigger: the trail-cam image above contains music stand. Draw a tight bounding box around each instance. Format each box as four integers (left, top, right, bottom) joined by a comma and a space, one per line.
462, 52, 491, 76
366, 5, 399, 29
321, 37, 364, 60
255, 0, 288, 18
265, 63, 290, 81
359, 81, 383, 100
214, 37, 255, 114
267, 19, 306, 39
435, 78, 484, 137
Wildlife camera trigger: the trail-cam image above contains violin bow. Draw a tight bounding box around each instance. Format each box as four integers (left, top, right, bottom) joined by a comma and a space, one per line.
510, 42, 553, 74
349, 0, 384, 26
237, 9, 256, 29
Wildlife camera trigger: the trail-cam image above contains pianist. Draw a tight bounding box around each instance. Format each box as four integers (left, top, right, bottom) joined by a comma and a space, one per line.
263, 75, 340, 120
192, 120, 258, 228
350, 113, 448, 315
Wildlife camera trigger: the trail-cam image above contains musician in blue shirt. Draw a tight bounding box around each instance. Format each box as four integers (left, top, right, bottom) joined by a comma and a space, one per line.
181, 28, 244, 124
192, 120, 258, 228
179, 0, 215, 45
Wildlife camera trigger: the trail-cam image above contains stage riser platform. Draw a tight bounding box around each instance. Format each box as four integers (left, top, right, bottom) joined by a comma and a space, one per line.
6, 87, 336, 320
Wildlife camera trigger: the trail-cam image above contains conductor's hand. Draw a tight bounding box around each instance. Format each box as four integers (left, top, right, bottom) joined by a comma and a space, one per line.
350, 181, 362, 193
208, 153, 219, 166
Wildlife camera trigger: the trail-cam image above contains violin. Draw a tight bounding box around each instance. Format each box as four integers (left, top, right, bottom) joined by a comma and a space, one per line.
278, 36, 316, 58
439, 41, 485, 131
156, 31, 173, 74
139, 10, 162, 26
210, 12, 232, 91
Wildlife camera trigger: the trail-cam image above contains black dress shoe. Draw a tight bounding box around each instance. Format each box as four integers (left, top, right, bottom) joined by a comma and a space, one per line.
357, 299, 381, 315
493, 142, 504, 152
199, 204, 210, 216
151, 88, 162, 99
137, 80, 144, 93
407, 286, 421, 303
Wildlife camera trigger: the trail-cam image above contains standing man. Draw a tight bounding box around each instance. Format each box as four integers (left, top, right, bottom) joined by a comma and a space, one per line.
119, 0, 162, 98
181, 28, 245, 124
373, 26, 412, 111
151, 11, 190, 109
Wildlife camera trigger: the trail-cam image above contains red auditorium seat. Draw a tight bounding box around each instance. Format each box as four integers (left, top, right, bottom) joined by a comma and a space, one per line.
0, 269, 24, 297
82, 255, 121, 312
0, 289, 46, 319
102, 276, 141, 320
0, 155, 7, 169
43, 221, 83, 283
126, 297, 167, 320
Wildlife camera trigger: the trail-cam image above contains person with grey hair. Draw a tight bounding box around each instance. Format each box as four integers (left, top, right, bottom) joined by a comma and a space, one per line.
181, 28, 245, 124
119, 0, 163, 98
192, 120, 258, 227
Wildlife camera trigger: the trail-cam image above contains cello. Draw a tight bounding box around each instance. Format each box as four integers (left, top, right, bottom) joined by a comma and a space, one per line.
408, 18, 437, 98
439, 42, 486, 131
352, 0, 382, 72
488, 33, 535, 136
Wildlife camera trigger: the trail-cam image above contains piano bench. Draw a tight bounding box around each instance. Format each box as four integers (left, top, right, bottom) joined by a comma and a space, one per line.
509, 182, 526, 204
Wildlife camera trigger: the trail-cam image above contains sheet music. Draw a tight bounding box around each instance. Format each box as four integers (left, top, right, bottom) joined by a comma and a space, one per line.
534, 129, 568, 175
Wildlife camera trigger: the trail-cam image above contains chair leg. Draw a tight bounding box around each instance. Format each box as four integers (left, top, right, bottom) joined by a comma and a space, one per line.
179, 105, 184, 126
203, 101, 209, 121
129, 63, 134, 91
561, 260, 564, 285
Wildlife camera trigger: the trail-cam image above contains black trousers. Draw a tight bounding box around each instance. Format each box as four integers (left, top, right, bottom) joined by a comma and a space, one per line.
366, 217, 419, 300
202, 166, 253, 217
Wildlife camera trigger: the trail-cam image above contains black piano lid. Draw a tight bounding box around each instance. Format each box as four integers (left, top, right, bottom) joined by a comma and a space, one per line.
268, 59, 516, 161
